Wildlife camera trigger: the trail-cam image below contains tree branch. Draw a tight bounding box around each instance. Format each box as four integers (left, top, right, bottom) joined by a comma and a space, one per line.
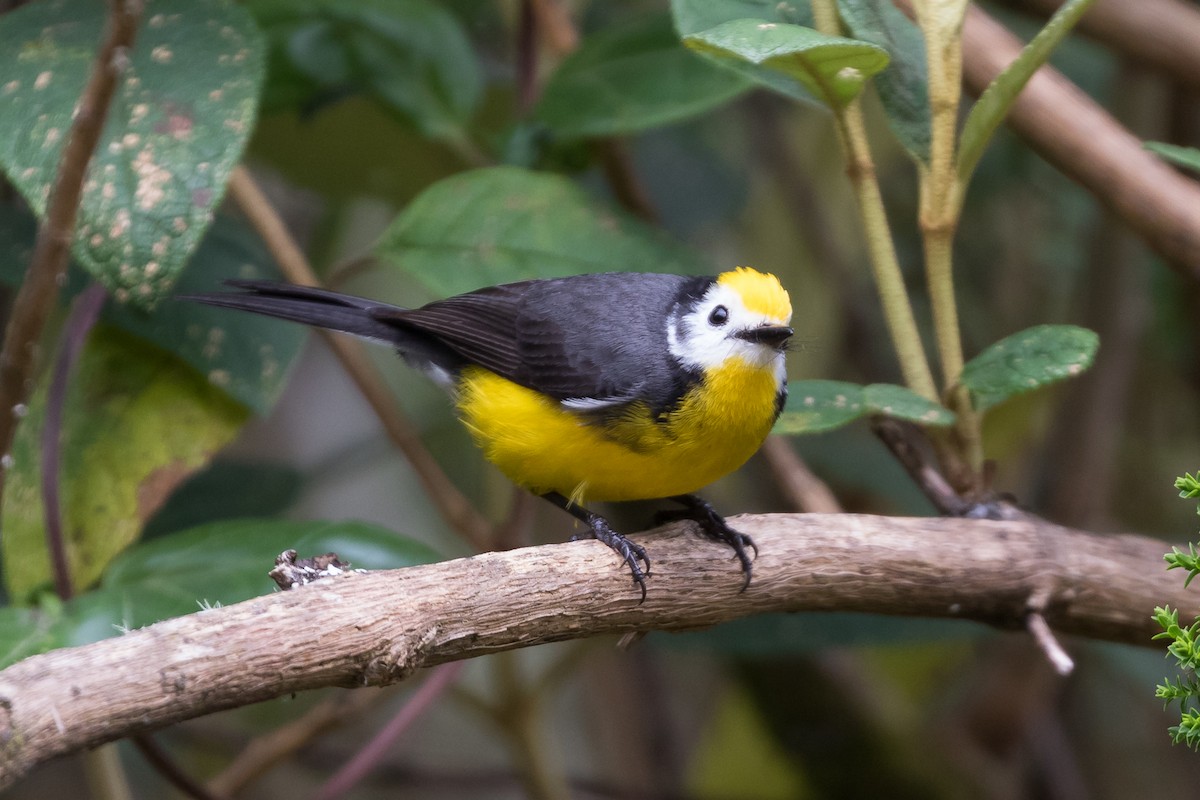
0, 512, 1189, 788
958, 3, 1200, 276
998, 0, 1200, 90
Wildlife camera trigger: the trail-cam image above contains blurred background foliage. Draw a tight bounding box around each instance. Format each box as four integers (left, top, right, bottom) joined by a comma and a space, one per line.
3, 0, 1200, 797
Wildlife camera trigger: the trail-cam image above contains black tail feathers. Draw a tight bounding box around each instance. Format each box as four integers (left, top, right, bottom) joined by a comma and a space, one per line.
180, 280, 407, 344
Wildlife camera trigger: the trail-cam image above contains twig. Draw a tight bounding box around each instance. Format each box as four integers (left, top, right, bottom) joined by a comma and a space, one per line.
760, 437, 842, 513
958, 3, 1200, 275
998, 0, 1200, 91
0, 0, 141, 516
226, 166, 493, 551
314, 662, 464, 800
207, 689, 389, 796
517, 0, 539, 114
593, 139, 660, 225
871, 417, 969, 515
40, 283, 107, 600
529, 0, 578, 57
1026, 612, 1075, 676
131, 735, 224, 800
0, 511, 1191, 788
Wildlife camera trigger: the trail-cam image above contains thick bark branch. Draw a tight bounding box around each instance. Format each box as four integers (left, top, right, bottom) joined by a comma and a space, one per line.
959, 4, 1200, 277
0, 512, 1191, 787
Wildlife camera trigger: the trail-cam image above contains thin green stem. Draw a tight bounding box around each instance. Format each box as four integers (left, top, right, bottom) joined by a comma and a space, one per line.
811, 0, 938, 402
912, 0, 983, 485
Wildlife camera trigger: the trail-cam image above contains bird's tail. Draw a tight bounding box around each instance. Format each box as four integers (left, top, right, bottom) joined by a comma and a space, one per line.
180, 280, 406, 344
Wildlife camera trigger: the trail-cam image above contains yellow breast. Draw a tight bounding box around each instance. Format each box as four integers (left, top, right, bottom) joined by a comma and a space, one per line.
455, 360, 781, 503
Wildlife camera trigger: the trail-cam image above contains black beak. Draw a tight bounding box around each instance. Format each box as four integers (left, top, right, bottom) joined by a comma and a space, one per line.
735, 325, 793, 350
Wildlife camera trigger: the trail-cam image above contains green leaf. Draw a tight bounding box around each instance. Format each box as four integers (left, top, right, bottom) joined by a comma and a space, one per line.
1, 327, 250, 601
0, 0, 265, 306
683, 18, 889, 110
774, 380, 867, 434
1146, 142, 1200, 174
0, 206, 307, 414
671, 0, 814, 37
105, 215, 308, 413
957, 0, 1097, 186
959, 324, 1099, 411
62, 518, 440, 646
249, 0, 481, 141
143, 460, 303, 538
536, 13, 751, 139
0, 604, 64, 670
861, 383, 955, 425
836, 0, 930, 163
774, 380, 954, 434
375, 166, 711, 298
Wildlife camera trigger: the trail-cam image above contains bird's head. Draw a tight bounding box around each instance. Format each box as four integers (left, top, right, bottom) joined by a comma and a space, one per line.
668, 267, 793, 374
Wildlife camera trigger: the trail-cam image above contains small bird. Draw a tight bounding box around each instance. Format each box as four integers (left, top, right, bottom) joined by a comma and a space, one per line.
185, 268, 793, 599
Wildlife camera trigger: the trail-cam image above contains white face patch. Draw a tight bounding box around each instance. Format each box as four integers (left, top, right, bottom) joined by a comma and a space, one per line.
667, 282, 791, 381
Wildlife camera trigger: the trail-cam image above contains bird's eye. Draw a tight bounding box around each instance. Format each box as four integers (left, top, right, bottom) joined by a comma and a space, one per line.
708, 305, 729, 326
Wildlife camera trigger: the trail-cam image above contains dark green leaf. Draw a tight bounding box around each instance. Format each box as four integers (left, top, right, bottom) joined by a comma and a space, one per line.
775, 380, 954, 434
0, 206, 307, 414
106, 215, 307, 413
683, 18, 889, 110
960, 324, 1099, 411
249, 0, 481, 140
536, 14, 751, 139
143, 460, 303, 538
671, 0, 814, 37
0, 604, 64, 670
662, 611, 988, 655
0, 0, 264, 306
836, 0, 930, 163
374, 166, 711, 297
59, 519, 440, 646
1146, 142, 1200, 174
774, 380, 867, 434
861, 383, 955, 426
1, 328, 249, 601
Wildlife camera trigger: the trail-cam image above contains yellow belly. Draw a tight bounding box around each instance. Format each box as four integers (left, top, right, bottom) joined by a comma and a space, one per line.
455, 362, 780, 503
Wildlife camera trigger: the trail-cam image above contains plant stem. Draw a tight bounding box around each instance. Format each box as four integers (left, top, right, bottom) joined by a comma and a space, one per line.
40, 284, 107, 600
810, 0, 938, 402
913, 0, 983, 484
314, 662, 464, 800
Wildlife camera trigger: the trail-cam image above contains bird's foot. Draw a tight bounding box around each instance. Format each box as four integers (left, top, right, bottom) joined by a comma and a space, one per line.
656, 495, 756, 592
570, 513, 651, 602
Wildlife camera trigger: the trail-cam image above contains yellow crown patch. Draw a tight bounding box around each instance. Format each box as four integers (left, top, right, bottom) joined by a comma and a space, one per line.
717, 267, 791, 322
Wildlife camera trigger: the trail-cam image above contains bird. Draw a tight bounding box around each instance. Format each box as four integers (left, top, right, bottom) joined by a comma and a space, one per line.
183, 268, 793, 600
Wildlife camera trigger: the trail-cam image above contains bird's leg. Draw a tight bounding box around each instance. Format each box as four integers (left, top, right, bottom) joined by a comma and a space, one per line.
656, 494, 757, 592
541, 492, 650, 602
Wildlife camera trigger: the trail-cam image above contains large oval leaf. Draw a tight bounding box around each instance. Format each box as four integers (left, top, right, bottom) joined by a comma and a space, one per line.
374, 166, 711, 297
959, 324, 1099, 411
0, 0, 264, 306
1, 327, 250, 601
536, 13, 751, 138
683, 18, 889, 110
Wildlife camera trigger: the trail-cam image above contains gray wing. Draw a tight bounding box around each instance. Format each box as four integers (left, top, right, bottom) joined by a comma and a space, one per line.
374, 273, 706, 409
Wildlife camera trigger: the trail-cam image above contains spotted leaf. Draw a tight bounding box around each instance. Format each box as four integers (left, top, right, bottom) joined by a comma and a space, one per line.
0, 0, 264, 307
